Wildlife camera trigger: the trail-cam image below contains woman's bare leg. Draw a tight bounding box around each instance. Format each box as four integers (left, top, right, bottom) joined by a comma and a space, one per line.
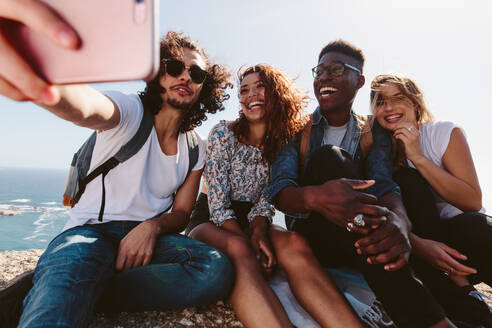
189, 223, 292, 328
270, 227, 363, 328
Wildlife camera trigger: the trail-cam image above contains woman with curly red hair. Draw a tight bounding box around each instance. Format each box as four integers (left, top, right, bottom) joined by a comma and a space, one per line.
186, 64, 364, 327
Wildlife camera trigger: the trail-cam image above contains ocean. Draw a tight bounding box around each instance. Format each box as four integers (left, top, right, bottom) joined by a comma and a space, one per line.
0, 167, 69, 251
0, 167, 286, 251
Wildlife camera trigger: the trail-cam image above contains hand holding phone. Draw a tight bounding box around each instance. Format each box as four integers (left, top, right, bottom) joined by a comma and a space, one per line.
0, 0, 159, 104
0, 0, 78, 104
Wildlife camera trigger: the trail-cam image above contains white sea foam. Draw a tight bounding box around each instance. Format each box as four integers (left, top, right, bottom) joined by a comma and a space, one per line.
24, 208, 68, 241
10, 199, 31, 203
0, 203, 67, 214
41, 202, 57, 205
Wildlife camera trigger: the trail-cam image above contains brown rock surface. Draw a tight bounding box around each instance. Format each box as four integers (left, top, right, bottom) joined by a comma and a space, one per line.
1, 250, 491, 327
0, 250, 243, 327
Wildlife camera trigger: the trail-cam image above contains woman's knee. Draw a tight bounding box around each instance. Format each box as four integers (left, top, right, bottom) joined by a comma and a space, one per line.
275, 232, 313, 266
225, 235, 255, 264
447, 212, 492, 248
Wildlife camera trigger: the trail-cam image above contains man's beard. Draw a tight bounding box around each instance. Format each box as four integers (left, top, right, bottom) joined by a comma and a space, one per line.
167, 97, 193, 111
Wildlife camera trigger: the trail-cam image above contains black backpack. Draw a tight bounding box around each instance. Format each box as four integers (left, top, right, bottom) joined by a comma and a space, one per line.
62, 109, 199, 221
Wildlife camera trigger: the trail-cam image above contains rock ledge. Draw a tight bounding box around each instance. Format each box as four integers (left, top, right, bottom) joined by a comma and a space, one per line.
0, 250, 242, 328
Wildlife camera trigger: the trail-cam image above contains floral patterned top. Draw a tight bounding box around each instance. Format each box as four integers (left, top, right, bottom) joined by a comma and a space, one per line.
205, 121, 275, 227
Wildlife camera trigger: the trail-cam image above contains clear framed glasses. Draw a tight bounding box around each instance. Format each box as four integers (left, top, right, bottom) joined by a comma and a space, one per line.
311, 62, 361, 79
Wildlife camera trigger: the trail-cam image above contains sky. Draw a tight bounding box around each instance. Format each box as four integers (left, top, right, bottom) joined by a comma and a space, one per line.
1, 0, 491, 209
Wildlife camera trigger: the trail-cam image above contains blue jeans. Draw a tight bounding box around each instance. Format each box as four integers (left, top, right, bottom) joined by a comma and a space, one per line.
18, 221, 234, 328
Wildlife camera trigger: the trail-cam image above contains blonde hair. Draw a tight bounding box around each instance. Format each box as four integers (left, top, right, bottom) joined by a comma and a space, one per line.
370, 74, 434, 169
370, 74, 434, 124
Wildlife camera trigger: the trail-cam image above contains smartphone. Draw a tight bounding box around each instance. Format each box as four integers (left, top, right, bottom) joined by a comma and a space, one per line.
2, 0, 159, 84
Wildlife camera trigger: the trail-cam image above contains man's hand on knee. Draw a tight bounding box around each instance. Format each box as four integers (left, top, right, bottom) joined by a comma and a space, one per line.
305, 178, 388, 230
354, 210, 411, 271
115, 220, 159, 271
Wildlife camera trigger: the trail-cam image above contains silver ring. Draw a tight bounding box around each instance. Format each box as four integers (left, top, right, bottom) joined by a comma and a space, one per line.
407, 127, 413, 132
346, 222, 355, 232
444, 268, 454, 276
353, 214, 365, 227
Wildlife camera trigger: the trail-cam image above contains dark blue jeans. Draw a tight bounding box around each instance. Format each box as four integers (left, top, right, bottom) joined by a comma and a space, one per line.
18, 221, 234, 328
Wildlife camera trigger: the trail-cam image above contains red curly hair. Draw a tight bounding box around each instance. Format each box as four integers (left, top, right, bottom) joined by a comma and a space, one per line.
230, 64, 309, 164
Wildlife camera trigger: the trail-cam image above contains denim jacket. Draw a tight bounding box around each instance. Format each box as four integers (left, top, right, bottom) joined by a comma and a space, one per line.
264, 107, 399, 218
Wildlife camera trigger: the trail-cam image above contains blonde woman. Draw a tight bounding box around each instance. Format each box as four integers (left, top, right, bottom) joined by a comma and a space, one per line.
371, 74, 491, 326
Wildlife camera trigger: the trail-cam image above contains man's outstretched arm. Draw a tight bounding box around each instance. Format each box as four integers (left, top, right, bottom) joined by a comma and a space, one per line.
0, 0, 79, 104
0, 0, 121, 131
37, 85, 120, 131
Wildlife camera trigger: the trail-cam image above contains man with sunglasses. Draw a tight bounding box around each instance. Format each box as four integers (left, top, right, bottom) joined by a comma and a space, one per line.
1, 31, 234, 328
266, 40, 456, 327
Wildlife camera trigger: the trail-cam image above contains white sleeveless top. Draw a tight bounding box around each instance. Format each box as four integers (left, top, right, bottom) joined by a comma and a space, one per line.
408, 121, 485, 218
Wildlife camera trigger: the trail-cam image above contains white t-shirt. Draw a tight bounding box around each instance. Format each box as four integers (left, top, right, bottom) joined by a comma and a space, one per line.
322, 122, 349, 147
64, 91, 206, 231
408, 121, 485, 218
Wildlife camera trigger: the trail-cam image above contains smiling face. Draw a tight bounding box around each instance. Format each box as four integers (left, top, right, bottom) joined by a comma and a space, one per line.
159, 48, 206, 111
313, 52, 364, 116
239, 72, 266, 123
374, 83, 418, 131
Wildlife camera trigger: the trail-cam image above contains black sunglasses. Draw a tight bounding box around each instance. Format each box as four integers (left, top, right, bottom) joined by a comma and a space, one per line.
312, 62, 361, 79
164, 59, 207, 84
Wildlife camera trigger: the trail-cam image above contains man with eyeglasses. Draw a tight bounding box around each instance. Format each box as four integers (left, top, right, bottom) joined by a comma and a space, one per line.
1, 31, 234, 328
265, 40, 457, 327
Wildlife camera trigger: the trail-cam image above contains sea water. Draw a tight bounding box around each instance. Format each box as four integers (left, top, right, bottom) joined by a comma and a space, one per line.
0, 167, 286, 251
0, 167, 69, 251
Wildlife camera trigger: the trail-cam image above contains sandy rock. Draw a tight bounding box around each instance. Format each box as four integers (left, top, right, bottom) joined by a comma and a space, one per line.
0, 209, 20, 216
2, 250, 492, 327
0, 250, 243, 327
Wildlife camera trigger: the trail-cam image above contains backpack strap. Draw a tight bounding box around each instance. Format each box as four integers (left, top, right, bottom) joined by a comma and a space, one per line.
185, 130, 199, 177
299, 114, 313, 174
77, 110, 154, 221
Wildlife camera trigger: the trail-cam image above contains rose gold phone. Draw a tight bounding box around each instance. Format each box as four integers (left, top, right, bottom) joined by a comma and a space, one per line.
3, 0, 159, 84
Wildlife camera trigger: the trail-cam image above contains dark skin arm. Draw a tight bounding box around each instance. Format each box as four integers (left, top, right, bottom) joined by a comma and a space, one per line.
275, 178, 389, 234
355, 191, 412, 271
277, 180, 412, 271
115, 169, 202, 271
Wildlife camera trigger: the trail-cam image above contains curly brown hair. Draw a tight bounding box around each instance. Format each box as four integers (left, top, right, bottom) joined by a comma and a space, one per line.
230, 64, 309, 163
139, 31, 233, 132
